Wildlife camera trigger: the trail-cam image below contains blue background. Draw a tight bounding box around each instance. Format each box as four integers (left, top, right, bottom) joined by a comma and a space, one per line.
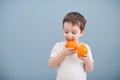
0, 0, 120, 80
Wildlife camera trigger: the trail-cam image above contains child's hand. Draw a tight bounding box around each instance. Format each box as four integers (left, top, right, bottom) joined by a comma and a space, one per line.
63, 47, 77, 56
78, 54, 88, 60
77, 44, 88, 57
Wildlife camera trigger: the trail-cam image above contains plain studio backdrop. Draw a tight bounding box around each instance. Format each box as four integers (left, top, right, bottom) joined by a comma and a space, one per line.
0, 0, 120, 80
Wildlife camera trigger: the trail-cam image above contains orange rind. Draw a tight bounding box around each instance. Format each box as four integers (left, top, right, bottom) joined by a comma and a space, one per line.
77, 44, 88, 57
66, 40, 78, 50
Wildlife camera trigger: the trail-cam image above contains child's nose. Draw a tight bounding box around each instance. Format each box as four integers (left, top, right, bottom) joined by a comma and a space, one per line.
67, 33, 73, 38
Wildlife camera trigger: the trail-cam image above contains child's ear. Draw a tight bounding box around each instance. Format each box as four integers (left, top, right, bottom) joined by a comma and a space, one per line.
80, 29, 85, 36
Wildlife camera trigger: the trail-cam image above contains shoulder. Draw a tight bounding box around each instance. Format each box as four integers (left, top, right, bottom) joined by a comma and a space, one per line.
51, 41, 66, 52
54, 41, 65, 46
53, 41, 66, 48
80, 42, 91, 49
80, 42, 89, 46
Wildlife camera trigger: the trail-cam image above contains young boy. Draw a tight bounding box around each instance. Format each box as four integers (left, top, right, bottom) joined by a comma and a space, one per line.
48, 12, 94, 80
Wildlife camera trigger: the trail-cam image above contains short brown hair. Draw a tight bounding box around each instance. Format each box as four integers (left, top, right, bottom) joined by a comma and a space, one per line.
63, 12, 86, 31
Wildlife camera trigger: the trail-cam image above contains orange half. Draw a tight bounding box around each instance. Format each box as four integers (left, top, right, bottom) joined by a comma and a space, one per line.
77, 44, 88, 57
66, 40, 78, 50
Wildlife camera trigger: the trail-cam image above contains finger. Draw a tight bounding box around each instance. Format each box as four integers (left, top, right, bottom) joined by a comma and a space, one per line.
72, 50, 77, 53
84, 54, 88, 57
79, 56, 87, 60
67, 48, 74, 51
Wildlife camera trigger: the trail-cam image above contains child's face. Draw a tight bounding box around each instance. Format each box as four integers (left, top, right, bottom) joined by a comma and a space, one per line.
63, 22, 85, 42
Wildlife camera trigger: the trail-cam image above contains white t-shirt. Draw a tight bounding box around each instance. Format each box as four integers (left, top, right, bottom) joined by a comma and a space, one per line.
50, 41, 94, 80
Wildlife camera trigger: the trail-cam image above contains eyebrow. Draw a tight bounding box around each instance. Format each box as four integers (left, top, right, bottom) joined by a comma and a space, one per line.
72, 30, 77, 32
63, 28, 77, 31
63, 29, 68, 31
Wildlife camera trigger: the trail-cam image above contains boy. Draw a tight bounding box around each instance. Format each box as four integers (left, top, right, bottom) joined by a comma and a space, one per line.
48, 12, 94, 80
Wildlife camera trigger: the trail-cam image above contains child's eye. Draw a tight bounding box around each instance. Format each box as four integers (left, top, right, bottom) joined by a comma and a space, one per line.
64, 31, 69, 33
72, 32, 77, 34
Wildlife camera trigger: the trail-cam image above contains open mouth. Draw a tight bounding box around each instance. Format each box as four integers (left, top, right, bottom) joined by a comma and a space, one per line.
66, 39, 75, 42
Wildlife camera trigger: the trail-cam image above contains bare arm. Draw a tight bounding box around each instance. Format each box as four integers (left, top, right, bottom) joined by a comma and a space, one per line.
48, 51, 66, 68
48, 48, 77, 68
80, 56, 94, 72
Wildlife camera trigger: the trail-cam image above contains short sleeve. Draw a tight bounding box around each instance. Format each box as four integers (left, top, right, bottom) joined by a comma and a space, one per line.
85, 44, 94, 63
50, 42, 64, 57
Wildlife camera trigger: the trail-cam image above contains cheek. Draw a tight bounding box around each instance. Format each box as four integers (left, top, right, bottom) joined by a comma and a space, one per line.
75, 34, 80, 38
63, 32, 66, 37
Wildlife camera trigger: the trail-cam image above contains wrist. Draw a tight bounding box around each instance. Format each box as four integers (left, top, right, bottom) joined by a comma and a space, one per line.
79, 55, 88, 61
61, 51, 67, 56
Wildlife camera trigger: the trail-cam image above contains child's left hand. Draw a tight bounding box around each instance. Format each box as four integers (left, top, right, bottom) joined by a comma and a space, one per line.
78, 54, 88, 61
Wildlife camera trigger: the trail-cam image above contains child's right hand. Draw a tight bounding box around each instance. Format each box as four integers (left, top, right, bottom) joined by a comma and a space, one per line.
63, 47, 77, 56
